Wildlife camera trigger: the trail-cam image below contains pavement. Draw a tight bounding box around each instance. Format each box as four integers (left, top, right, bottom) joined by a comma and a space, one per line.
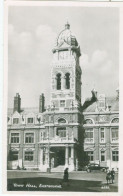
7, 170, 118, 192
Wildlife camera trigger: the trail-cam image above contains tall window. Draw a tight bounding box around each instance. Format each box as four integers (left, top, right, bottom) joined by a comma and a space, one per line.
9, 151, 19, 161
101, 151, 105, 161
11, 133, 19, 143
25, 133, 34, 143
24, 151, 34, 161
65, 73, 70, 89
56, 73, 61, 90
100, 128, 105, 143
27, 118, 33, 124
41, 131, 46, 140
56, 128, 66, 137
86, 151, 94, 161
13, 118, 19, 124
111, 128, 118, 142
112, 151, 119, 161
85, 129, 93, 143
60, 100, 65, 107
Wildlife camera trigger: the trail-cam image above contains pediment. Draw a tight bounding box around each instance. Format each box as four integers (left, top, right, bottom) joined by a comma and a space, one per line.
12, 111, 21, 118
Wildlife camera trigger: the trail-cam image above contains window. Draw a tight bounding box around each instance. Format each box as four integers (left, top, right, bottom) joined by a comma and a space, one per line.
9, 150, 19, 161
111, 128, 118, 142
27, 118, 33, 124
25, 133, 34, 143
86, 151, 94, 161
85, 119, 93, 124
60, 100, 65, 107
41, 131, 46, 139
56, 128, 66, 137
65, 73, 70, 89
112, 151, 119, 161
100, 128, 105, 143
24, 151, 34, 161
85, 129, 93, 143
13, 118, 19, 124
11, 133, 19, 143
101, 151, 105, 161
111, 118, 119, 123
56, 73, 61, 90
58, 118, 66, 124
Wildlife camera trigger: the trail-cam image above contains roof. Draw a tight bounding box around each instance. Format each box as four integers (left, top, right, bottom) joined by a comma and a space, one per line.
8, 107, 39, 116
83, 97, 119, 112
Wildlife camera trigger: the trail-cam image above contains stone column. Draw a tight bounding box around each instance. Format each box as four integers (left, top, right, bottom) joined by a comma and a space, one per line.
71, 146, 74, 164
61, 76, 64, 90
65, 145, 69, 167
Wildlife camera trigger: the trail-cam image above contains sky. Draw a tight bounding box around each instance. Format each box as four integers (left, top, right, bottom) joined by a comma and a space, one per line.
8, 6, 119, 108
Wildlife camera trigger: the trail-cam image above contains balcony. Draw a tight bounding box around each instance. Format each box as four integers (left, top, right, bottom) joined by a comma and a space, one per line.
39, 136, 75, 144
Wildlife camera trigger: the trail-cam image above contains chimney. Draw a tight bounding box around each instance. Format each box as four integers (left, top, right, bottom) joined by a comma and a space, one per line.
39, 94, 45, 113
13, 93, 21, 113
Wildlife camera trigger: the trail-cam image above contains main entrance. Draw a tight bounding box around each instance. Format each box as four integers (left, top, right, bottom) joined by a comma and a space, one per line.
50, 147, 65, 168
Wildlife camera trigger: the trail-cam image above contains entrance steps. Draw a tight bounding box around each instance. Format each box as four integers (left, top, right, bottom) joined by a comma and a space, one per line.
51, 165, 65, 172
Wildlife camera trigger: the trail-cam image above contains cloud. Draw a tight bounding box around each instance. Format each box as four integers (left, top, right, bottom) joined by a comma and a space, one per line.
80, 49, 118, 101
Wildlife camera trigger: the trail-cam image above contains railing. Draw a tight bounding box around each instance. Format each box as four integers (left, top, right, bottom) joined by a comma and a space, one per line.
40, 136, 75, 143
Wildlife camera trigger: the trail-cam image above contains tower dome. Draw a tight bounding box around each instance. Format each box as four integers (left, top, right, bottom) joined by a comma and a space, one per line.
53, 23, 81, 56
56, 22, 79, 47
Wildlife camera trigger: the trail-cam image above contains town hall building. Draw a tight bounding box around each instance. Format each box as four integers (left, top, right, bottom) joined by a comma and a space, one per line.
7, 23, 119, 172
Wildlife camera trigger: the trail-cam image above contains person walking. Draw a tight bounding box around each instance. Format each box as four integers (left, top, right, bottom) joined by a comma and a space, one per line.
61, 168, 69, 186
106, 170, 112, 185
110, 168, 115, 184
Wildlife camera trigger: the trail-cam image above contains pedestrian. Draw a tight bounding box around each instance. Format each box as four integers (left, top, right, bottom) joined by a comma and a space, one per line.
106, 170, 112, 185
110, 168, 115, 184
61, 168, 69, 186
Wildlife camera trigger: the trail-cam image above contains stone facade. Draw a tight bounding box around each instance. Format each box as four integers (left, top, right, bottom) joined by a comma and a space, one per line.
7, 23, 119, 172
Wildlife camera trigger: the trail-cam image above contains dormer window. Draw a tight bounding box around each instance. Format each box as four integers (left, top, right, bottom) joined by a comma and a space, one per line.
13, 118, 19, 124
27, 118, 33, 124
98, 94, 106, 109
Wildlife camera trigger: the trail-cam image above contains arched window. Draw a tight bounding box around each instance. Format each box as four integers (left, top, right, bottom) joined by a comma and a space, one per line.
58, 118, 66, 124
111, 118, 119, 123
65, 73, 70, 89
84, 119, 93, 124
56, 73, 61, 90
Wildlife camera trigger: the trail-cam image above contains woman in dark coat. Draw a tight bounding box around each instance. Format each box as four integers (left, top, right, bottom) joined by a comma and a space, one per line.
63, 168, 69, 182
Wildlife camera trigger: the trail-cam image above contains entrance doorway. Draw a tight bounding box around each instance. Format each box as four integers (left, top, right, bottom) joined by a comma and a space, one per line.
50, 147, 65, 167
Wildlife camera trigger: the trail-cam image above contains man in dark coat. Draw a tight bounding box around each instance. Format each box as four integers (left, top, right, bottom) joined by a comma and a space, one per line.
110, 168, 115, 184
61, 168, 69, 186
63, 168, 69, 182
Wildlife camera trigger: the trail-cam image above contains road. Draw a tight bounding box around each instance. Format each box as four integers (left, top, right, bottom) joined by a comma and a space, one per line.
7, 170, 118, 192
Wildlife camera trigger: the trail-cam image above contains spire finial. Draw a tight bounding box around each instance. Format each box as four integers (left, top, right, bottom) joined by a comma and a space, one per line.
65, 21, 70, 29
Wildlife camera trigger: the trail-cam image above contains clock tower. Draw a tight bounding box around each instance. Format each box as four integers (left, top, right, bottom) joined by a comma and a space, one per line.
51, 23, 82, 109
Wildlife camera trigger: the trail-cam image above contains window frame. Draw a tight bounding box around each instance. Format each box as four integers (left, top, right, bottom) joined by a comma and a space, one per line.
85, 128, 94, 143
111, 127, 118, 143
86, 151, 94, 161
9, 150, 19, 161
13, 118, 19, 124
100, 128, 105, 143
10, 132, 20, 144
112, 151, 119, 161
24, 151, 34, 162
27, 117, 34, 124
24, 132, 35, 144
100, 150, 105, 162
60, 100, 65, 108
